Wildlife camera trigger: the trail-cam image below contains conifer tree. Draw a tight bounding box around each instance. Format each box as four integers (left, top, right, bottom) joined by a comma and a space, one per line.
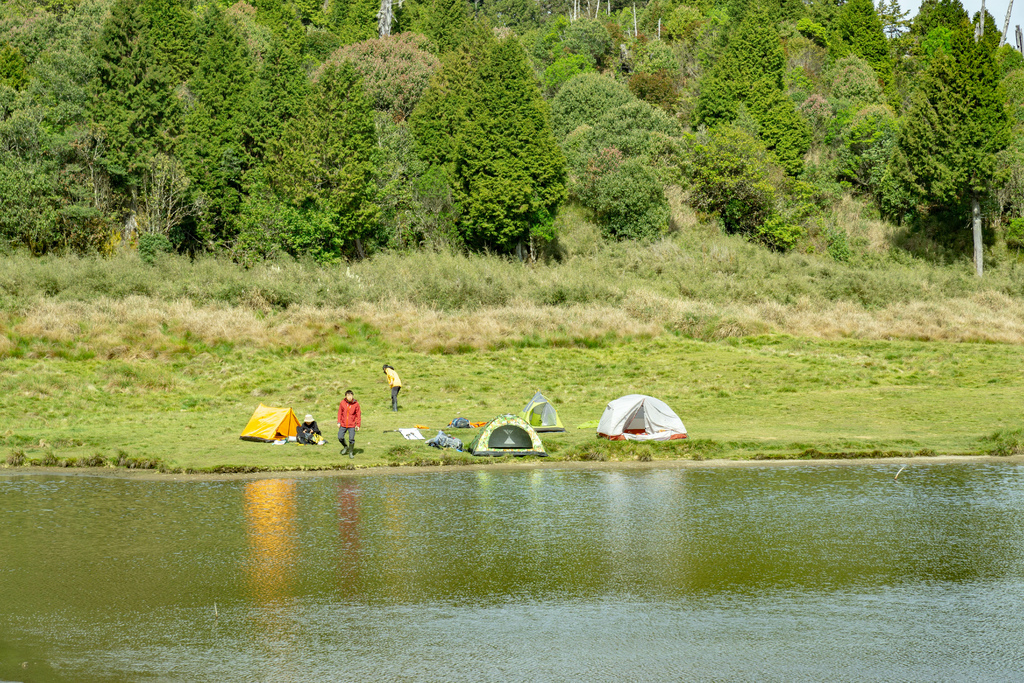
912, 0, 967, 36
893, 10, 1010, 275
140, 0, 195, 83
876, 0, 911, 39
411, 30, 565, 251
423, 0, 468, 54
0, 43, 29, 90
696, 4, 810, 174
833, 0, 892, 86
252, 0, 306, 52
454, 37, 566, 250
747, 79, 812, 175
91, 0, 180, 186
244, 39, 306, 167
330, 0, 381, 44
727, 4, 785, 92
268, 61, 381, 259
180, 5, 255, 247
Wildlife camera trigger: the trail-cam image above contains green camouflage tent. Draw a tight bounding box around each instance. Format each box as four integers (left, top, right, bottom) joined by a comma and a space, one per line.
520, 391, 566, 433
468, 414, 547, 457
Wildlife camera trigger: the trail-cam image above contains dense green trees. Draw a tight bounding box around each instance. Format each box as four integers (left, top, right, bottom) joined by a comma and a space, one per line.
412, 31, 565, 251
891, 9, 1010, 274
1, 0, 1022, 272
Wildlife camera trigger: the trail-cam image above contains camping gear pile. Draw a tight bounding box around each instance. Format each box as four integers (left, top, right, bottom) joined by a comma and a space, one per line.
426, 431, 463, 451
240, 391, 689, 458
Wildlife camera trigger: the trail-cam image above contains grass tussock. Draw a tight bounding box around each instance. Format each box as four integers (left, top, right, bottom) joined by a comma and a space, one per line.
979, 429, 1024, 457
561, 438, 725, 462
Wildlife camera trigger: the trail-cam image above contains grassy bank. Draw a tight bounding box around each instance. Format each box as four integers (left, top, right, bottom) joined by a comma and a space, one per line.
4, 201, 1024, 471
4, 201, 1024, 359
3, 334, 1023, 473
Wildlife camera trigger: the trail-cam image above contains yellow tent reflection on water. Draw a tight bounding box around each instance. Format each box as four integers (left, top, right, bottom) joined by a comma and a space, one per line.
244, 479, 298, 601
240, 404, 300, 442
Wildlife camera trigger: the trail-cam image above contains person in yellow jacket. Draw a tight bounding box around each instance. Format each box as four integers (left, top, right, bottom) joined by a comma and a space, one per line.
383, 364, 401, 412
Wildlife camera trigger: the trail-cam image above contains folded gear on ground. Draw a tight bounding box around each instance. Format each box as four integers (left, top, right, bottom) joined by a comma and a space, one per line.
468, 414, 546, 457
520, 391, 566, 433
597, 395, 687, 441
426, 430, 463, 450
240, 404, 300, 443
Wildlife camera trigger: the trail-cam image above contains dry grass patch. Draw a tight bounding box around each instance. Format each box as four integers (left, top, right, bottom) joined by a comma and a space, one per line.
7, 291, 1024, 359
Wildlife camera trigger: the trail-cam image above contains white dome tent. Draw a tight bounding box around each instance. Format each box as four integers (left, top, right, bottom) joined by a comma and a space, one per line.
597, 395, 687, 441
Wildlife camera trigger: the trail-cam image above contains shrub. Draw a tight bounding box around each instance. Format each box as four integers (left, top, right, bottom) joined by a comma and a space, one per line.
138, 233, 173, 264
756, 215, 804, 251
577, 148, 670, 240
587, 100, 683, 159
550, 73, 635, 138
628, 69, 678, 110
0, 43, 29, 90
683, 126, 778, 236
826, 225, 852, 261
799, 94, 833, 145
1007, 217, 1024, 249
827, 55, 882, 107
795, 18, 829, 47
633, 40, 679, 75
834, 104, 898, 201
6, 448, 25, 466
1002, 69, 1024, 125
325, 33, 441, 121
996, 45, 1024, 79
664, 5, 703, 42
562, 18, 612, 68
544, 53, 593, 95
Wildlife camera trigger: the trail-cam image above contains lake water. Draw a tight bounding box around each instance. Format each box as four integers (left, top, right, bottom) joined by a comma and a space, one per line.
2, 463, 1024, 682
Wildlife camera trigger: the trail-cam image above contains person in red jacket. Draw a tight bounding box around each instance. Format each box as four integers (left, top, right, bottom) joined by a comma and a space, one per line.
337, 390, 361, 458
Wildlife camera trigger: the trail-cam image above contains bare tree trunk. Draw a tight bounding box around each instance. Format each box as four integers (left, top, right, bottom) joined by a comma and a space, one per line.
973, 195, 984, 277
378, 0, 393, 37
1001, 0, 1014, 45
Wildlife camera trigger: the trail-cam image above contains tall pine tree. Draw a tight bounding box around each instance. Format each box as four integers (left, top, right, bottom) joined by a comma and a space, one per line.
91, 0, 180, 188
695, 4, 810, 174
892, 9, 1010, 275
244, 39, 307, 168
832, 0, 893, 87
268, 61, 382, 259
412, 31, 565, 251
180, 5, 255, 248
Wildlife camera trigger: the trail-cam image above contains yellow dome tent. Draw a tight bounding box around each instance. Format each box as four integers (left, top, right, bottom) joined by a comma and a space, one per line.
240, 404, 300, 443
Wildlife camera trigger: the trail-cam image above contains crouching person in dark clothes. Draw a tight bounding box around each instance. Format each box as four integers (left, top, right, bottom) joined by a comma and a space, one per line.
337, 390, 361, 458
297, 414, 323, 445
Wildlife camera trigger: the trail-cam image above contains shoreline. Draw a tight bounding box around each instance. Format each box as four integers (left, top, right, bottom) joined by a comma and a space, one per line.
3, 454, 1021, 482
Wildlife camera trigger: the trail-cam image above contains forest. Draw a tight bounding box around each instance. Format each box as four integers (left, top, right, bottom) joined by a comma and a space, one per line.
1, 0, 1023, 272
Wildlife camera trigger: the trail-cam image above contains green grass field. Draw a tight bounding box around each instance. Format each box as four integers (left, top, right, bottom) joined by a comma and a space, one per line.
3, 334, 1023, 472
